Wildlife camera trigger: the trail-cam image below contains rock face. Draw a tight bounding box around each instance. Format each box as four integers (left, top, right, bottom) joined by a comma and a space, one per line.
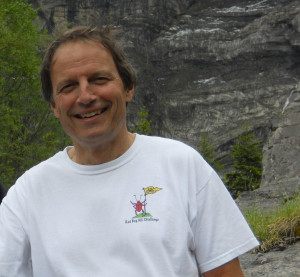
30, 0, 300, 204
240, 240, 300, 276
237, 85, 300, 211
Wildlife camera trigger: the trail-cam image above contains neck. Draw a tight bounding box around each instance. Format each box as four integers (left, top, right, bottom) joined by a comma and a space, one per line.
68, 132, 136, 165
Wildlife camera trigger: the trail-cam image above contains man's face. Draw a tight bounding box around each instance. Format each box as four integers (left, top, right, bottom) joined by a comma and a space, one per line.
50, 40, 134, 149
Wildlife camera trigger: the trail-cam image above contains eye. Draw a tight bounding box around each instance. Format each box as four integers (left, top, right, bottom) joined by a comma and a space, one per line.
92, 76, 110, 85
58, 83, 75, 94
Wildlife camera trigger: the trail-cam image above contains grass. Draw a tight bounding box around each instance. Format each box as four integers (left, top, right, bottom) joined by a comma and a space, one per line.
133, 213, 152, 219
244, 193, 300, 252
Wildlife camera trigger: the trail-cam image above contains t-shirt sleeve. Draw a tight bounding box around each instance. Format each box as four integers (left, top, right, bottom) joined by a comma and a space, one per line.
0, 181, 33, 277
193, 169, 259, 273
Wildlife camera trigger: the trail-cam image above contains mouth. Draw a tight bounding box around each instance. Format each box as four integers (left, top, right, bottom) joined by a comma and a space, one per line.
75, 108, 108, 119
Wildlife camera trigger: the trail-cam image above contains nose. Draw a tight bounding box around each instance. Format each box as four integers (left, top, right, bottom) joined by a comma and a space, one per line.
77, 81, 96, 105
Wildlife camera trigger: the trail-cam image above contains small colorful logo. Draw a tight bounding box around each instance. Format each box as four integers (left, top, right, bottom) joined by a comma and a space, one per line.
130, 186, 162, 219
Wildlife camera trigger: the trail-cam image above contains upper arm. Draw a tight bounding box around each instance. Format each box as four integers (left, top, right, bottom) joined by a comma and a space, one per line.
202, 258, 244, 277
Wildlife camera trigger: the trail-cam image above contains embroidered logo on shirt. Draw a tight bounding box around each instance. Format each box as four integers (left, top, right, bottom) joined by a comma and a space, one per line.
125, 186, 162, 224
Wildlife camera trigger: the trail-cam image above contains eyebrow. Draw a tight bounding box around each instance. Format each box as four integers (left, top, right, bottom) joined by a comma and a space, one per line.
90, 70, 115, 78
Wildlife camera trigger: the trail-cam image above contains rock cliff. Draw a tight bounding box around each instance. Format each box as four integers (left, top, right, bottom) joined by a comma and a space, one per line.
240, 240, 300, 276
30, 0, 300, 205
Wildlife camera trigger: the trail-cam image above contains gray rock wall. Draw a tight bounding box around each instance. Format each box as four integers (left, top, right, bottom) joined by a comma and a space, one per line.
31, 0, 300, 204
240, 240, 300, 276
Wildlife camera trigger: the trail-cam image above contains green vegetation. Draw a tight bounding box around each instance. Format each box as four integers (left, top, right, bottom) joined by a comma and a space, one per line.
133, 213, 152, 219
245, 194, 300, 252
130, 105, 152, 135
198, 132, 224, 172
225, 125, 262, 198
0, 0, 70, 189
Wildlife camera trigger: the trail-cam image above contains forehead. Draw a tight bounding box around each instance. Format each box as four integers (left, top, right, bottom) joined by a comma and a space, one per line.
51, 40, 114, 69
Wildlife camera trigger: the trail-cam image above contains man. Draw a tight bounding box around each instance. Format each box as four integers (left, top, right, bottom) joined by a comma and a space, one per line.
0, 26, 259, 276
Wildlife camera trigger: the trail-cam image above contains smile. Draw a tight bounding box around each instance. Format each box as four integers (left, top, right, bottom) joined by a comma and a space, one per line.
75, 108, 108, 119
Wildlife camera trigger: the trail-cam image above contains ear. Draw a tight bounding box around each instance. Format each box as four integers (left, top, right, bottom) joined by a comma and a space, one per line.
125, 86, 134, 103
50, 102, 60, 118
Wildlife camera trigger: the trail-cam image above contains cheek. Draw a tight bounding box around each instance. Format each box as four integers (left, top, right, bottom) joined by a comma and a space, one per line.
98, 82, 127, 101
55, 95, 75, 111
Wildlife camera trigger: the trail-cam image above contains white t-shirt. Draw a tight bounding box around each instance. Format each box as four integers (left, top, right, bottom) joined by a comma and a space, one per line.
0, 135, 258, 276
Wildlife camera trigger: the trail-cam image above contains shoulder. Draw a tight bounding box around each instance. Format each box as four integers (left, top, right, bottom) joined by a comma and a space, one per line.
138, 134, 198, 155
25, 149, 66, 176
9, 149, 67, 192
2, 149, 67, 206
136, 134, 211, 172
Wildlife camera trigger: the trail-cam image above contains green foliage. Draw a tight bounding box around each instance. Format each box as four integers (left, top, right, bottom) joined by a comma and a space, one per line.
130, 105, 152, 135
198, 133, 224, 172
0, 0, 70, 189
225, 125, 262, 198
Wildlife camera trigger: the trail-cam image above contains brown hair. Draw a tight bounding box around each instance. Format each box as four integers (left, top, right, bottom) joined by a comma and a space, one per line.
40, 26, 137, 103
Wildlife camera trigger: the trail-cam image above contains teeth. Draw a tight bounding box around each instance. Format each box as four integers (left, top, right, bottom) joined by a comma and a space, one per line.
80, 110, 101, 118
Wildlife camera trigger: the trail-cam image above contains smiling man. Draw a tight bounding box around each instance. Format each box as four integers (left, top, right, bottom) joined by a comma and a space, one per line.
0, 26, 259, 277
